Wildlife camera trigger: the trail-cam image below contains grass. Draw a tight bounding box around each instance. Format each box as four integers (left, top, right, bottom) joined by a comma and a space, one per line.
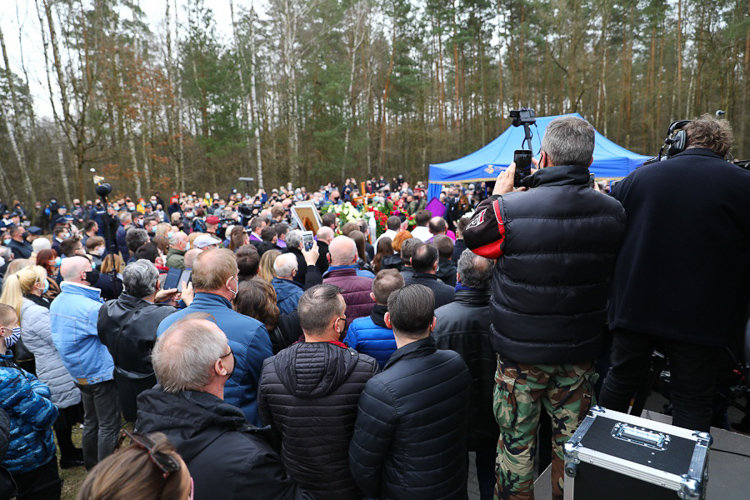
57, 425, 87, 500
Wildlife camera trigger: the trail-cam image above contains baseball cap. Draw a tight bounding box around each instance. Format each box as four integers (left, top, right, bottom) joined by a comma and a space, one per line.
194, 234, 221, 249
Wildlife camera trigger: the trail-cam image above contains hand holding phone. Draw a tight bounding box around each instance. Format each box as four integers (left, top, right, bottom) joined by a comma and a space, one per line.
513, 150, 533, 188
302, 231, 314, 251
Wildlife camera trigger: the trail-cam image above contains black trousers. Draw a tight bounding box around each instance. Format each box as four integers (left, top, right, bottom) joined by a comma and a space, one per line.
12, 458, 62, 500
599, 328, 720, 432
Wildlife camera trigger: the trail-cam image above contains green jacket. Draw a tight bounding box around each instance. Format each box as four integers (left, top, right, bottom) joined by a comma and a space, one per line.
166, 247, 186, 270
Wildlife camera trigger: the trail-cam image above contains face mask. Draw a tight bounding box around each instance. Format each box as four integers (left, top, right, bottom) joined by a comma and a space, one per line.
54, 257, 62, 267
85, 270, 100, 286
219, 204, 225, 209
186, 212, 194, 219
2, 239, 9, 246
185, 242, 190, 251
95, 247, 105, 256
42, 280, 49, 294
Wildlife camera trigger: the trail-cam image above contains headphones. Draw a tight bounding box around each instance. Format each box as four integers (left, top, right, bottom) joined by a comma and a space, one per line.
665, 120, 691, 157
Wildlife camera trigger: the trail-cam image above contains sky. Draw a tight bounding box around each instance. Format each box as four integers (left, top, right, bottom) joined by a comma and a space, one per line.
0, 0, 267, 119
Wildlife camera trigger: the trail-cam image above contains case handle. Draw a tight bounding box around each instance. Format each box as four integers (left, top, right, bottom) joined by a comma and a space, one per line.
611, 422, 671, 451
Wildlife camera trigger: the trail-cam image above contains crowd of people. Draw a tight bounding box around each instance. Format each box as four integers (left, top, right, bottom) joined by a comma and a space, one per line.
0, 113, 748, 500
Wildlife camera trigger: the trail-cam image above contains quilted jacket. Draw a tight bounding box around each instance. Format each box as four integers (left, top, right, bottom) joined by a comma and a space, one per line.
259, 341, 378, 500
0, 353, 58, 473
344, 305, 397, 369
20, 297, 80, 409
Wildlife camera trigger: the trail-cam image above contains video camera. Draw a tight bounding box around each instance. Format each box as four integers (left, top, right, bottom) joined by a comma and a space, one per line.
510, 108, 536, 128
509, 108, 537, 188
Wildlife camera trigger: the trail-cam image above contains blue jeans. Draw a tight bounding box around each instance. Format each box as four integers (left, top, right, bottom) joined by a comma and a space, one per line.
77, 380, 120, 469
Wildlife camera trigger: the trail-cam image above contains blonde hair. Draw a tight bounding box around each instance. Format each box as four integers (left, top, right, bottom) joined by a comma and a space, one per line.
101, 253, 125, 274
0, 265, 47, 321
5, 259, 30, 277
258, 250, 281, 282
155, 222, 173, 239
188, 232, 203, 247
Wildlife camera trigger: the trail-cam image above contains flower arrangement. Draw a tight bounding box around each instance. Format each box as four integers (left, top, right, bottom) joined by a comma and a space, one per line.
320, 201, 389, 237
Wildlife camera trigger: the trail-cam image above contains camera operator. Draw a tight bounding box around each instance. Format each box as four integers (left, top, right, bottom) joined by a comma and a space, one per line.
464, 116, 626, 499
600, 115, 750, 433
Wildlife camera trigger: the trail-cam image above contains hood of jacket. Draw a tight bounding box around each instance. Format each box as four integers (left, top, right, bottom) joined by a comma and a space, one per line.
273, 342, 360, 399
136, 387, 260, 463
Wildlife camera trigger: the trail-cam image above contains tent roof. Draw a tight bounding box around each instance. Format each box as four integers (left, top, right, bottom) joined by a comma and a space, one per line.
429, 113, 650, 183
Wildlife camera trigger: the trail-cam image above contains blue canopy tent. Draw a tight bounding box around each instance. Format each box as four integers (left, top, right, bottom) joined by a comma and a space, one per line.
427, 113, 650, 201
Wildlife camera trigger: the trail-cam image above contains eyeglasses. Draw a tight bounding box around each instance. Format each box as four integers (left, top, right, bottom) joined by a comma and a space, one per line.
220, 347, 233, 360
119, 430, 181, 478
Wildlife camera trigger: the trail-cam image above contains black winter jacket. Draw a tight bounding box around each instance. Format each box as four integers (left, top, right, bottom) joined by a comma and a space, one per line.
136, 387, 312, 500
98, 294, 177, 422
403, 272, 455, 309
349, 336, 471, 500
433, 289, 499, 450
259, 342, 378, 500
465, 165, 626, 364
609, 148, 750, 346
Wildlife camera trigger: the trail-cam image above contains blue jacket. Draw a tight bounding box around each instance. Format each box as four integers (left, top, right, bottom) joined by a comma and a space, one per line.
50, 282, 114, 385
157, 293, 273, 426
344, 305, 396, 369
272, 278, 304, 315
0, 353, 58, 473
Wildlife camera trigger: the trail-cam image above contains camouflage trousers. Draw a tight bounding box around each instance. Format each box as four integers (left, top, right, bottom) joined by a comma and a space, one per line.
494, 356, 597, 500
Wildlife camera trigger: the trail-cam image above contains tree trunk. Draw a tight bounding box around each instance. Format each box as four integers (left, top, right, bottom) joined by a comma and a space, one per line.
0, 26, 35, 202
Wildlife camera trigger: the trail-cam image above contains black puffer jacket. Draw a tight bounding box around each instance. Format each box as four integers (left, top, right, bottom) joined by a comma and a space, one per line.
98, 294, 177, 422
349, 336, 471, 500
259, 342, 378, 500
465, 165, 626, 364
136, 387, 312, 500
433, 289, 499, 450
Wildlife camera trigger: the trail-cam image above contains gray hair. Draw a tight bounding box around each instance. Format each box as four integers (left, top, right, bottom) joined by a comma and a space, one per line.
122, 259, 159, 298
126, 227, 149, 253
152, 313, 227, 393
119, 211, 132, 224
298, 284, 344, 336
32, 238, 51, 253
273, 253, 298, 278
457, 250, 493, 290
286, 230, 303, 250
540, 116, 595, 167
0, 246, 11, 260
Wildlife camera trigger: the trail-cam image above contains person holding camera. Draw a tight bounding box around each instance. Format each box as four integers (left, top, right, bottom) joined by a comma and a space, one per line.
465, 116, 626, 500
599, 115, 750, 433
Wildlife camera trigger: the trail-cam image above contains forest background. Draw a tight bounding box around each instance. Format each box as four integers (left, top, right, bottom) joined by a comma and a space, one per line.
0, 0, 748, 206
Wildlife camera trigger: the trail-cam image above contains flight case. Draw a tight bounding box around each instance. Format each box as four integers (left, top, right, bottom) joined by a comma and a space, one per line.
563, 406, 711, 499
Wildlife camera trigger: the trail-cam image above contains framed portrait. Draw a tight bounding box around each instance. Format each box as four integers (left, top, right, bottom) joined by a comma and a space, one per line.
291, 202, 322, 233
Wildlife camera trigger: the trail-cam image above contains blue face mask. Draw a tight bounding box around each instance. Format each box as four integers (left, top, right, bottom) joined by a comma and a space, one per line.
54, 257, 62, 267
42, 280, 49, 294
2, 239, 10, 246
